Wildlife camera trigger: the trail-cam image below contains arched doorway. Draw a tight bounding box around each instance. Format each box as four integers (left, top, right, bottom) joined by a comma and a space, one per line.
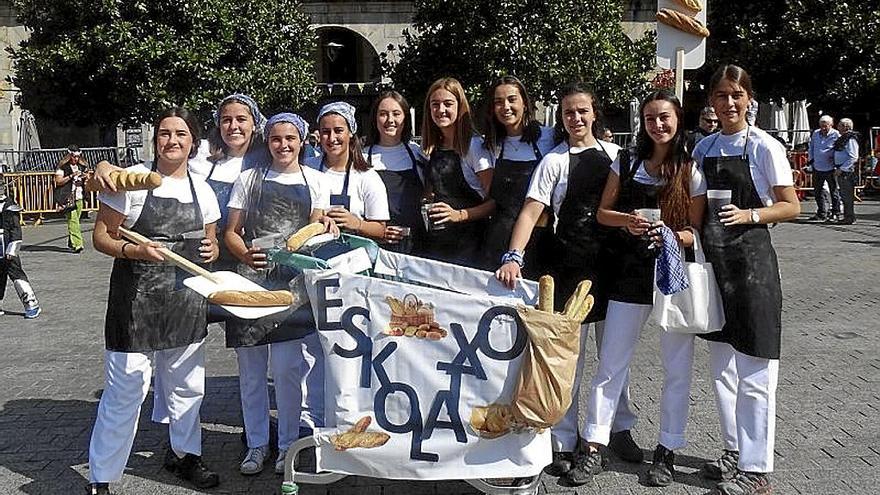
315, 26, 380, 84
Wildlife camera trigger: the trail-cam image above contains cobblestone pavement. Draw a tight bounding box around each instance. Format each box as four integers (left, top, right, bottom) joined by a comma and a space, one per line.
1, 198, 878, 495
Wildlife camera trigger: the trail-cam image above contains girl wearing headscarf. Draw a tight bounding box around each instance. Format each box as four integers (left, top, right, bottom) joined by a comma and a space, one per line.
364, 91, 428, 254
224, 113, 336, 476
87, 107, 221, 494
305, 101, 390, 241
419, 77, 495, 267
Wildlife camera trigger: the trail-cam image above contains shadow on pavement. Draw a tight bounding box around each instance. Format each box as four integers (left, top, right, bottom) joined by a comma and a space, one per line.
20, 245, 75, 253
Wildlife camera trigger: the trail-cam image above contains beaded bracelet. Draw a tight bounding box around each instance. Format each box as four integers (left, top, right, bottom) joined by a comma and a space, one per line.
500, 249, 525, 268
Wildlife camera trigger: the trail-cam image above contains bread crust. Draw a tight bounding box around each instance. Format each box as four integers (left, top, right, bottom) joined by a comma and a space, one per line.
671, 0, 703, 13
207, 290, 293, 307
286, 222, 326, 251
656, 8, 710, 38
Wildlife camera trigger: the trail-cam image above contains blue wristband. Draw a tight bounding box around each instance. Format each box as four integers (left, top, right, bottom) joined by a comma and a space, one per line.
501, 250, 524, 268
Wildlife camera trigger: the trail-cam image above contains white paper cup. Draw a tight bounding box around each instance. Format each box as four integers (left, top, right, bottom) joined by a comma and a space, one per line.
707, 190, 733, 222
634, 208, 662, 224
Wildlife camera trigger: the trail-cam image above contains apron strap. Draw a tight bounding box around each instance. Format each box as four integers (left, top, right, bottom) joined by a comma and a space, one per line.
321, 155, 353, 197
367, 144, 374, 167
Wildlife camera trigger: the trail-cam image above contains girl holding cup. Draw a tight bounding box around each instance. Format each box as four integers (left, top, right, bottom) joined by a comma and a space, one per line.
364, 91, 428, 253
692, 65, 799, 495
575, 91, 706, 487
306, 101, 390, 242
419, 77, 495, 267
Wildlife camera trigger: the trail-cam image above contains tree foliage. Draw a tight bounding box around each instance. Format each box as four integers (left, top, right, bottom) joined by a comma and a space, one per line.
9, 0, 317, 127
698, 0, 880, 112
381, 0, 655, 113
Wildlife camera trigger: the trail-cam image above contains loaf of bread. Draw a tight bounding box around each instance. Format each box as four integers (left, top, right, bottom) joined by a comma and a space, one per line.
563, 280, 595, 322
207, 290, 293, 307
286, 223, 326, 251
672, 0, 703, 13
538, 275, 554, 313
87, 170, 162, 192
656, 8, 710, 38
330, 416, 391, 451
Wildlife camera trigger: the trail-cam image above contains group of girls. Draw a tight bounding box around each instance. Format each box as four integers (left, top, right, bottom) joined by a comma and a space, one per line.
84, 63, 797, 495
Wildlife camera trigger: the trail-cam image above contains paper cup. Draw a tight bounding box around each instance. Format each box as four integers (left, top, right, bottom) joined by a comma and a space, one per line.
634, 208, 662, 224
707, 190, 732, 222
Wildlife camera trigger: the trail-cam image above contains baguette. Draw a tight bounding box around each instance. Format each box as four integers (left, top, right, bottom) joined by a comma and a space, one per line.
330, 416, 391, 451
87, 170, 162, 192
656, 8, 710, 38
207, 290, 293, 307
286, 222, 326, 251
563, 280, 592, 318
671, 0, 703, 13
538, 275, 554, 313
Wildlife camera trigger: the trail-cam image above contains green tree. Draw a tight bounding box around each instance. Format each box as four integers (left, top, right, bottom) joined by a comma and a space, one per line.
8, 0, 317, 128
381, 0, 655, 114
697, 0, 880, 114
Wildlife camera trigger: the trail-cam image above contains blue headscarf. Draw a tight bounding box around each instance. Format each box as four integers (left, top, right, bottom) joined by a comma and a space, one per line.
264, 112, 309, 141
317, 101, 357, 134
213, 93, 268, 136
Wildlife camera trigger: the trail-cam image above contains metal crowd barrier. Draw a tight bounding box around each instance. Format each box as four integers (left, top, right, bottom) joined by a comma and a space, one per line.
2, 172, 99, 225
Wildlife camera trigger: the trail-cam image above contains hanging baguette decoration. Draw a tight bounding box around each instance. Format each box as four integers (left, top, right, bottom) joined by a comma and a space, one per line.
671, 0, 703, 14
656, 8, 710, 38
87, 170, 162, 192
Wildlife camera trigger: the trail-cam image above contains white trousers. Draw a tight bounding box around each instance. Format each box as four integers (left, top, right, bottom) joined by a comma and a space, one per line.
236, 340, 304, 451
551, 321, 639, 452
88, 341, 205, 483
709, 341, 778, 472
298, 332, 325, 428
584, 301, 695, 450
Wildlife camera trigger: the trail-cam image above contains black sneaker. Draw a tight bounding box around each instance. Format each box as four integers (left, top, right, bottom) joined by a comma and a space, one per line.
645, 444, 675, 487
167, 453, 220, 489
839, 217, 855, 225
701, 449, 739, 480
544, 450, 574, 477
565, 447, 606, 486
609, 430, 644, 463
86, 483, 111, 495
717, 470, 772, 494
807, 214, 827, 222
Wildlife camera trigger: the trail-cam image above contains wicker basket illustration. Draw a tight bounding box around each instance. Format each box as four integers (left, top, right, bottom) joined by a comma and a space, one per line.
386, 293, 434, 327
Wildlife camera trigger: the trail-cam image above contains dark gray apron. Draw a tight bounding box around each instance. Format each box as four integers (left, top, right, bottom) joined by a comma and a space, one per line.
605, 152, 662, 306
551, 144, 614, 323
482, 140, 552, 277
224, 168, 316, 348
104, 172, 208, 352
419, 149, 484, 267
369, 144, 426, 254
699, 128, 782, 359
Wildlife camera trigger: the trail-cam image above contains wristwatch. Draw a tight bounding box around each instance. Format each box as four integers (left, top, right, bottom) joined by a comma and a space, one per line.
750, 208, 760, 224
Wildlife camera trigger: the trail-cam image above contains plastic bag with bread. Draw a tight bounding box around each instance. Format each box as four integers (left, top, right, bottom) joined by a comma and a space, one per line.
656, 8, 710, 38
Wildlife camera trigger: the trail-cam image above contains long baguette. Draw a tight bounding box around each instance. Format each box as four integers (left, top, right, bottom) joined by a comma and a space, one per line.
87, 170, 162, 192
286, 223, 326, 251
538, 275, 554, 313
207, 290, 293, 307
563, 280, 592, 318
656, 8, 710, 38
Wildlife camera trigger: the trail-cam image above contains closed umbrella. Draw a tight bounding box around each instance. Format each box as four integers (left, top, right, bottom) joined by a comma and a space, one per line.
791, 100, 810, 147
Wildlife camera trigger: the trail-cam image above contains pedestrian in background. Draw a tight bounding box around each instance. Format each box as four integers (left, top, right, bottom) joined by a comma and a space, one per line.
0, 171, 40, 318
807, 115, 841, 221
54, 144, 89, 253
833, 118, 858, 225
686, 106, 718, 153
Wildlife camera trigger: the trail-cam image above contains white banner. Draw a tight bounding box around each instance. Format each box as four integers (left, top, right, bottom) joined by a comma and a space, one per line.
304, 259, 550, 480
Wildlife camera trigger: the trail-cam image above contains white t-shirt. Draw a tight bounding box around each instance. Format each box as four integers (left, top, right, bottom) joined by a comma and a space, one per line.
527, 140, 621, 216
189, 155, 243, 184
610, 157, 707, 197
364, 142, 427, 172
227, 166, 330, 212
187, 139, 214, 178
98, 163, 221, 228
495, 126, 557, 162
303, 156, 390, 220
692, 126, 793, 205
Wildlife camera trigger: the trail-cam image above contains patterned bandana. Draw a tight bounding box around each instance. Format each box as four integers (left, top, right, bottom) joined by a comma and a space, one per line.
212, 93, 268, 137
317, 101, 357, 134
264, 112, 309, 141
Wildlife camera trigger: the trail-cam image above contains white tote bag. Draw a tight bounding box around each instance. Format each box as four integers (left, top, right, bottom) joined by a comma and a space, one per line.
650, 229, 725, 334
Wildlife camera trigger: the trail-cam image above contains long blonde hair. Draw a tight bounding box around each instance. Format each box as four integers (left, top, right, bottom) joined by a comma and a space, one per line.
421, 77, 473, 157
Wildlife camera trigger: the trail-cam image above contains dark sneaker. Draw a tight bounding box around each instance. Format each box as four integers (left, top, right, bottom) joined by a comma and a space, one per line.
701, 449, 739, 480
609, 430, 643, 463
645, 444, 675, 487
544, 450, 574, 477
839, 217, 855, 225
86, 483, 111, 495
566, 447, 606, 486
167, 453, 220, 489
807, 214, 827, 222
717, 470, 772, 494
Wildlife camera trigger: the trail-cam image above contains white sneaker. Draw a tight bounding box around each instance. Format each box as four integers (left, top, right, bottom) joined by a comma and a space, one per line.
239, 445, 269, 475
274, 448, 288, 475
